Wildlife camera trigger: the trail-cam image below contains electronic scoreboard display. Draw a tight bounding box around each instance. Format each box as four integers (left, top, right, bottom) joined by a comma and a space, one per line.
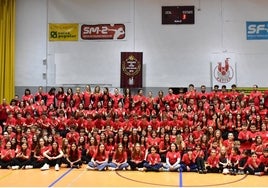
162, 6, 195, 25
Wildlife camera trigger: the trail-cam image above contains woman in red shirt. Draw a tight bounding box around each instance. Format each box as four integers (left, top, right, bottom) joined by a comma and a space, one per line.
108, 143, 129, 170
32, 137, 49, 168
128, 143, 146, 170
64, 143, 82, 168
13, 142, 32, 169
87, 143, 109, 171
163, 143, 181, 171
41, 141, 64, 171
245, 152, 265, 175
143, 146, 162, 172
0, 141, 16, 169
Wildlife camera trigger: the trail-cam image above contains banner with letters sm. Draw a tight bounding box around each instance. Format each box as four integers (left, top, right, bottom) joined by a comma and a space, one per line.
81, 24, 125, 40
246, 21, 268, 40
121, 52, 143, 88
210, 53, 237, 89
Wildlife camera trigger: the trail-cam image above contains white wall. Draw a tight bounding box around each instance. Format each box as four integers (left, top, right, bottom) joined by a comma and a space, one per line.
16, 0, 268, 88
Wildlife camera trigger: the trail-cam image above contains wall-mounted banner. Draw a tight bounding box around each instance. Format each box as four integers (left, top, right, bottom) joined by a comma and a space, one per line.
49, 23, 78, 41
81, 24, 125, 40
246, 21, 268, 40
121, 52, 143, 88
210, 53, 236, 88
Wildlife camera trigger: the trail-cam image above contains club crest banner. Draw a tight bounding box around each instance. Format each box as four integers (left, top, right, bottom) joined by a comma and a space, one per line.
210, 53, 237, 88
121, 52, 143, 88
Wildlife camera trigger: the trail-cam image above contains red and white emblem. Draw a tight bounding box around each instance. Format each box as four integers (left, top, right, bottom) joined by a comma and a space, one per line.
213, 58, 234, 83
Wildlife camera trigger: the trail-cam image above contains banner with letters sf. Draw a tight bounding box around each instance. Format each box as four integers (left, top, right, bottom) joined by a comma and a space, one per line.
49, 23, 78, 41
246, 21, 268, 40
121, 52, 143, 88
210, 53, 236, 88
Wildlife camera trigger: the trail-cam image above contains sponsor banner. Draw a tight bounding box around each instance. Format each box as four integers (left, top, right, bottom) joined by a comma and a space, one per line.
211, 53, 236, 88
246, 21, 268, 40
81, 24, 125, 40
49, 23, 78, 41
121, 52, 143, 88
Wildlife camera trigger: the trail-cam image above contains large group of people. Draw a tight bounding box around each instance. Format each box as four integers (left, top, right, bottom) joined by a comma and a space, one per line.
0, 84, 268, 176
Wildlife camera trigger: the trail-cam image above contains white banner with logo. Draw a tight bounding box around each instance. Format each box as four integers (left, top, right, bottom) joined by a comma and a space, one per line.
210, 53, 237, 88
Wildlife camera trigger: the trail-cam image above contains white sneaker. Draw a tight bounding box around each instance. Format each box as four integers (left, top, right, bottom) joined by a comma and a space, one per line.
40, 163, 49, 171
25, 165, 33, 169
55, 164, 60, 171
12, 166, 19, 170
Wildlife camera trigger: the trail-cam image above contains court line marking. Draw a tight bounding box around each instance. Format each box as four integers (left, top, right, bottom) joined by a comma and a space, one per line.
115, 171, 178, 187
48, 168, 73, 187
115, 171, 249, 187
0, 171, 13, 181
66, 169, 87, 187
179, 168, 183, 188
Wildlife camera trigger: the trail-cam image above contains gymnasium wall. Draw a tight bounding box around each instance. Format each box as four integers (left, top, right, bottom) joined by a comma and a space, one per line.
15, 0, 268, 97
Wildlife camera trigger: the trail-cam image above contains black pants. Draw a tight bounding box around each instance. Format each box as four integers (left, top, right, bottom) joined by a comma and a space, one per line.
0, 159, 15, 169
44, 157, 62, 166
196, 157, 205, 170
128, 160, 145, 170
13, 158, 32, 168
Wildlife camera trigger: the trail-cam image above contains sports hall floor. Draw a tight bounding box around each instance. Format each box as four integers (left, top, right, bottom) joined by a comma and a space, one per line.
0, 165, 267, 187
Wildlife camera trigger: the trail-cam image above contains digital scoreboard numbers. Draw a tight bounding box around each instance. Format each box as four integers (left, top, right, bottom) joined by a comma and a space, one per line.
162, 6, 195, 25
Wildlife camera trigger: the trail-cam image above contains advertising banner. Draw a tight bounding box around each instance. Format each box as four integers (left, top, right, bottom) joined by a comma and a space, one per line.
121, 52, 143, 88
81, 24, 125, 40
49, 23, 78, 41
246, 21, 268, 40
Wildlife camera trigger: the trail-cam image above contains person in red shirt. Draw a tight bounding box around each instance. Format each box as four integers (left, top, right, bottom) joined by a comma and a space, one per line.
238, 123, 252, 151
143, 146, 162, 172
147, 130, 161, 149
87, 143, 109, 171
107, 143, 129, 170
259, 148, 268, 175
181, 147, 197, 172
251, 135, 266, 157
128, 143, 146, 170
83, 136, 97, 164
249, 84, 263, 107
34, 86, 47, 104
194, 144, 206, 173
32, 137, 49, 168
64, 142, 82, 168
0, 98, 8, 128
41, 141, 64, 171
0, 141, 16, 169
73, 87, 84, 108
159, 134, 171, 162
245, 152, 265, 175
163, 143, 181, 172
22, 88, 34, 104
206, 149, 220, 173
237, 149, 249, 175
91, 86, 103, 110
133, 89, 146, 111
223, 132, 235, 155
13, 142, 32, 169
227, 147, 241, 175
164, 88, 178, 112
55, 87, 66, 108
46, 87, 56, 107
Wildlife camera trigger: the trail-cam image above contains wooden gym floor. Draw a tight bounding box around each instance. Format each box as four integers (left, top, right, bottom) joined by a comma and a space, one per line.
0, 165, 267, 187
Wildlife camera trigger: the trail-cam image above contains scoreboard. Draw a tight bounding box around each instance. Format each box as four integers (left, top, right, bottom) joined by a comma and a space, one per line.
162, 6, 195, 25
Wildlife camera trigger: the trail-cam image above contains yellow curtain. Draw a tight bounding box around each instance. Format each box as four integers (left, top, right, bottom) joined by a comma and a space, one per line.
0, 0, 15, 103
